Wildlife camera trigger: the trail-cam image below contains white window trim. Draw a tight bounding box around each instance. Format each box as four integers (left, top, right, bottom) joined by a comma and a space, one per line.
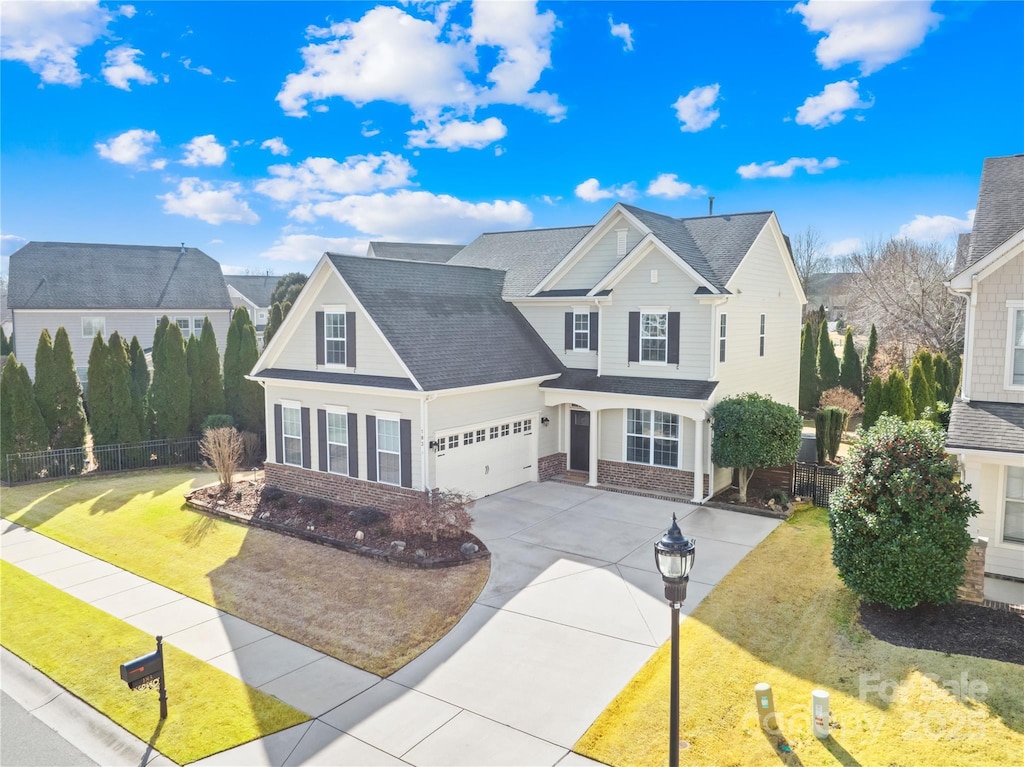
639, 310, 669, 365
323, 310, 348, 368
999, 464, 1024, 549
82, 316, 106, 338
280, 403, 303, 468
572, 311, 590, 352
376, 416, 402, 487
719, 313, 728, 363
325, 410, 349, 476
623, 409, 681, 469
759, 313, 766, 358
1005, 301, 1024, 391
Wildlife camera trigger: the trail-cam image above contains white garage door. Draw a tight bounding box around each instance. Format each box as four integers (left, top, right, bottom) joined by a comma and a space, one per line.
434, 416, 537, 498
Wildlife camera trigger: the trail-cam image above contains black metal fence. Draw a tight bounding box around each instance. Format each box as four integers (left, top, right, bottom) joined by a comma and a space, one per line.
792, 462, 842, 508
4, 437, 202, 485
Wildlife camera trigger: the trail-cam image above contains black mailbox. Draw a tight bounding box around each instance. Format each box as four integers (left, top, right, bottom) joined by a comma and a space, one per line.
120, 650, 163, 689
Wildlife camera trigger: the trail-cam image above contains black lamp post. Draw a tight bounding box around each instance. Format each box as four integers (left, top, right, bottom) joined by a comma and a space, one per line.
654, 513, 696, 767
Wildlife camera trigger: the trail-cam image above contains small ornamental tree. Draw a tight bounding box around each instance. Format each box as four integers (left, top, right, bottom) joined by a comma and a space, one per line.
862, 323, 878, 386
391, 489, 475, 542
909, 358, 935, 419
816, 319, 840, 392
838, 328, 862, 397
199, 426, 244, 491
862, 375, 884, 430
830, 416, 980, 608
814, 406, 848, 464
0, 355, 48, 478
50, 328, 88, 449
883, 369, 914, 422
711, 393, 802, 503
799, 321, 819, 411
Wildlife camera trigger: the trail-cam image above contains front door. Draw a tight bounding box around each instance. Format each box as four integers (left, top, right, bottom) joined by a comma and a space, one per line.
570, 410, 590, 472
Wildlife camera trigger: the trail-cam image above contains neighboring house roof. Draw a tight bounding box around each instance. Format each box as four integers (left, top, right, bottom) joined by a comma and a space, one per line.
369, 242, 465, 263
8, 242, 232, 310
327, 254, 564, 390
255, 367, 418, 391
449, 226, 593, 298
947, 399, 1024, 455
225, 275, 279, 308
541, 368, 718, 401
962, 154, 1024, 268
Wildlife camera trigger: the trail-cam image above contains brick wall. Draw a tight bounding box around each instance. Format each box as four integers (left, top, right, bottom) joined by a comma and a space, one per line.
538, 453, 566, 481
597, 460, 709, 498
957, 536, 988, 604
266, 463, 423, 509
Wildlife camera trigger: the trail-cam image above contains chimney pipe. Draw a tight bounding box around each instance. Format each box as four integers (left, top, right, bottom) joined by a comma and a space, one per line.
180, 242, 186, 256
708, 196, 715, 216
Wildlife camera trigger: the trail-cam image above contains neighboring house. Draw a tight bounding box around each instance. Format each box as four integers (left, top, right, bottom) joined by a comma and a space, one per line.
946, 154, 1024, 582
250, 202, 804, 507
367, 241, 464, 263
805, 272, 857, 321
8, 242, 233, 384
225, 275, 279, 344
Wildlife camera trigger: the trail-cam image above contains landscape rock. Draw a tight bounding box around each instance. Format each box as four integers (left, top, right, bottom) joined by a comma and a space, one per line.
460, 542, 479, 556
390, 541, 406, 552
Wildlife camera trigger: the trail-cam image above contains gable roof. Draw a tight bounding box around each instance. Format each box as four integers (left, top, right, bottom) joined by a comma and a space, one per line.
225, 275, 279, 308
326, 254, 563, 390
962, 154, 1024, 269
369, 242, 465, 263
9, 242, 232, 310
449, 226, 592, 298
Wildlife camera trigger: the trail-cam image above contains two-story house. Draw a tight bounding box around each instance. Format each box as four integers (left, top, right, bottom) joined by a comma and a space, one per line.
225, 275, 279, 346
8, 242, 233, 384
250, 202, 804, 507
947, 154, 1024, 583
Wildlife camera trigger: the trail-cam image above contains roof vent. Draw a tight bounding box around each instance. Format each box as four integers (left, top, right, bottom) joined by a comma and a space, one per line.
180, 242, 186, 256
708, 196, 715, 216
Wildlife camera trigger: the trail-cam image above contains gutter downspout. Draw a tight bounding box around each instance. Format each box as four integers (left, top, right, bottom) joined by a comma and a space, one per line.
945, 277, 974, 401
421, 393, 436, 493
699, 405, 715, 503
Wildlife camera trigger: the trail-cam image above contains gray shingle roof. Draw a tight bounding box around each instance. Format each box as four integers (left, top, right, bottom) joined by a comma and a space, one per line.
369, 242, 465, 263
9, 242, 232, 310
225, 275, 281, 308
328, 254, 564, 391
254, 367, 417, 391
963, 154, 1024, 269
541, 368, 718, 401
449, 226, 592, 298
947, 399, 1024, 454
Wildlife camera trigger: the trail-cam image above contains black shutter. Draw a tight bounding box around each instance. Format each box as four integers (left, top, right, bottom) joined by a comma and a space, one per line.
348, 412, 359, 477
400, 419, 412, 488
668, 312, 680, 365
564, 312, 573, 350
589, 312, 599, 351
315, 311, 325, 365
346, 311, 356, 367
274, 404, 283, 464
318, 409, 328, 472
628, 311, 640, 362
366, 415, 377, 482
300, 407, 311, 469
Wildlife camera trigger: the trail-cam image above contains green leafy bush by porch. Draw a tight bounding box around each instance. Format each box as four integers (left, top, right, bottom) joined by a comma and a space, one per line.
829, 415, 980, 608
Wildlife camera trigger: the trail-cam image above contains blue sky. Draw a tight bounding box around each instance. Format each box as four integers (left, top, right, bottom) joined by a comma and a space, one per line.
2, 1, 1021, 274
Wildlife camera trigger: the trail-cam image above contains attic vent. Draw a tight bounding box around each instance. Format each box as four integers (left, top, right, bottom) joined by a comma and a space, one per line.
180, 242, 186, 256
616, 229, 628, 257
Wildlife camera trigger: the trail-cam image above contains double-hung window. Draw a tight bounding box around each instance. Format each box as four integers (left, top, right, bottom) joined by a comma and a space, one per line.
193, 317, 205, 337
175, 316, 192, 339
1010, 307, 1024, 387
82, 317, 105, 338
325, 312, 346, 365
719, 313, 728, 363
640, 312, 667, 362
281, 405, 303, 467
573, 313, 590, 350
1004, 466, 1024, 545
759, 314, 766, 357
377, 418, 401, 486
626, 409, 679, 468
326, 412, 348, 475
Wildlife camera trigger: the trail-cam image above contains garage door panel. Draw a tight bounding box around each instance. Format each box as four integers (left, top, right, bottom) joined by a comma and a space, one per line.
435, 417, 536, 498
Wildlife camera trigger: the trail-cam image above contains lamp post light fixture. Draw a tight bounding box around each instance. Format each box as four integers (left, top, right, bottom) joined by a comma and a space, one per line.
655, 513, 696, 767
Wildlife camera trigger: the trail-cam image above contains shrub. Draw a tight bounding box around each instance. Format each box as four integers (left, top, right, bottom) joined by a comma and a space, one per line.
814, 406, 848, 464
862, 375, 884, 430
819, 386, 862, 416
882, 369, 914, 422
862, 323, 878, 385
199, 427, 244, 491
263, 486, 284, 502
762, 487, 789, 506
816, 319, 840, 391
0, 355, 48, 478
829, 416, 980, 608
390, 489, 475, 542
202, 414, 236, 431
240, 430, 262, 465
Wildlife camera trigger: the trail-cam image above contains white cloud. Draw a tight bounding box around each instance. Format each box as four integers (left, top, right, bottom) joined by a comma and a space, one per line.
609, 16, 633, 51
646, 173, 707, 199
95, 128, 162, 167
793, 0, 942, 75
540, 195, 562, 205
827, 238, 863, 257
574, 178, 638, 203
672, 84, 721, 133
255, 153, 415, 206
181, 134, 227, 167
102, 45, 155, 90
795, 79, 873, 128
1, 234, 28, 257
119, 5, 136, 19
158, 178, 259, 225
260, 234, 369, 262
309, 190, 531, 242
898, 209, 975, 242
0, 0, 116, 86
737, 156, 842, 179
361, 121, 380, 138
407, 117, 507, 151
260, 137, 291, 156
181, 57, 212, 75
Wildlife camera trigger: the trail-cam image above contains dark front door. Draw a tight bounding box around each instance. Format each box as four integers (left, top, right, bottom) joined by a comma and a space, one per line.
570, 410, 590, 472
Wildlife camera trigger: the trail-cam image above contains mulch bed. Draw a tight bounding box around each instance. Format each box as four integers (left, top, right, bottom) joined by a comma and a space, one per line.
188, 480, 488, 568
859, 601, 1024, 665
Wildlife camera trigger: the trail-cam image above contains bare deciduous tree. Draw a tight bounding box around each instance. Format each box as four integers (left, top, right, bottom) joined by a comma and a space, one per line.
200, 426, 244, 490
791, 226, 832, 296
390, 489, 475, 542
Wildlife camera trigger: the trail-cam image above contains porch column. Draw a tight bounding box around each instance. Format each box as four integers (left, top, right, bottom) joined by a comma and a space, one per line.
562, 404, 572, 473
960, 457, 982, 537
692, 416, 704, 503
588, 409, 600, 487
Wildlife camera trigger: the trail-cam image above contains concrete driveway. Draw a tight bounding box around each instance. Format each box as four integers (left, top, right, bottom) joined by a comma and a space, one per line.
197, 482, 780, 766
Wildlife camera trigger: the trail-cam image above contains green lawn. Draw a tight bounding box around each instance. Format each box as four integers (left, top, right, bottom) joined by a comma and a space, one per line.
1, 561, 307, 765
576, 507, 1024, 767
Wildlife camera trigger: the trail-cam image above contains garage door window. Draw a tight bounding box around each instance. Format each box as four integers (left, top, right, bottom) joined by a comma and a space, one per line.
626, 409, 679, 468
327, 412, 348, 475
378, 418, 401, 486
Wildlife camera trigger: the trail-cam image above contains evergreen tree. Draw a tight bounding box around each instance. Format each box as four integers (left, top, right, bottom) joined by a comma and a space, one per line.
128, 336, 150, 439
933, 353, 954, 404
862, 375, 884, 430
106, 332, 143, 445
838, 327, 863, 396
86, 333, 117, 445
817, 319, 840, 391
50, 328, 87, 449
914, 348, 936, 392
0, 355, 48, 478
862, 323, 878, 385
950, 354, 962, 398
186, 334, 201, 433
150, 323, 191, 438
153, 315, 170, 361
270, 272, 307, 307
883, 369, 914, 422
191, 318, 225, 431
799, 321, 819, 411
0, 327, 10, 356
263, 302, 283, 348
33, 329, 58, 446
224, 306, 264, 433
909, 359, 935, 419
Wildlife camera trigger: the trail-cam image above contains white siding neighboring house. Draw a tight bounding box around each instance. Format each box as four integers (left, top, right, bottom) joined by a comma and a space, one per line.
8, 242, 233, 384
225, 275, 279, 345
946, 154, 1024, 583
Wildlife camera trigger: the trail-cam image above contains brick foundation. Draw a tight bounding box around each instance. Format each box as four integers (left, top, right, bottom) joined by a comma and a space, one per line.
597, 460, 709, 498
538, 453, 566, 481
957, 536, 988, 604
265, 463, 423, 509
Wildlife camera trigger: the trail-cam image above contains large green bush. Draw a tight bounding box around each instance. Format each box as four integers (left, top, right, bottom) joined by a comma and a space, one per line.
829, 416, 979, 608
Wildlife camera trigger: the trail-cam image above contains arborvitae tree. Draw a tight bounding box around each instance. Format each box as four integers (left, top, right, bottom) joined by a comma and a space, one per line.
862, 323, 879, 385
281, 300, 292, 318
224, 307, 264, 433
33, 329, 59, 446
150, 322, 191, 439
817, 319, 840, 392
263, 302, 283, 348
0, 355, 48, 477
883, 369, 914, 422
189, 318, 225, 435
799, 321, 819, 411
951, 354, 962, 398
933, 353, 954, 404
49, 328, 88, 449
107, 332, 143, 445
914, 349, 936, 392
838, 328, 863, 397
186, 334, 201, 433
909, 359, 936, 419
86, 333, 116, 445
128, 336, 150, 440
862, 375, 884, 430
0, 327, 11, 356
153, 315, 170, 363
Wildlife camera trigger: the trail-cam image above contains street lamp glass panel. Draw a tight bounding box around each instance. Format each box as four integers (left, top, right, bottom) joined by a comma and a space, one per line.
654, 516, 695, 582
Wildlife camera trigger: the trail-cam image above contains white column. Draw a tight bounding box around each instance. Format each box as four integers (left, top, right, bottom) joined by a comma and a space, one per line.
562, 404, 571, 472
692, 416, 704, 503
961, 457, 982, 537
588, 409, 599, 487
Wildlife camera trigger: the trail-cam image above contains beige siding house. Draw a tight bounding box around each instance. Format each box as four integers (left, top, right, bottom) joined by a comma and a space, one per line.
946, 154, 1024, 583
225, 275, 280, 345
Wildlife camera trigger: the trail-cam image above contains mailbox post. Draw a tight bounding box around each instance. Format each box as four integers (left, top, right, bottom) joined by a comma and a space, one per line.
119, 635, 167, 719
